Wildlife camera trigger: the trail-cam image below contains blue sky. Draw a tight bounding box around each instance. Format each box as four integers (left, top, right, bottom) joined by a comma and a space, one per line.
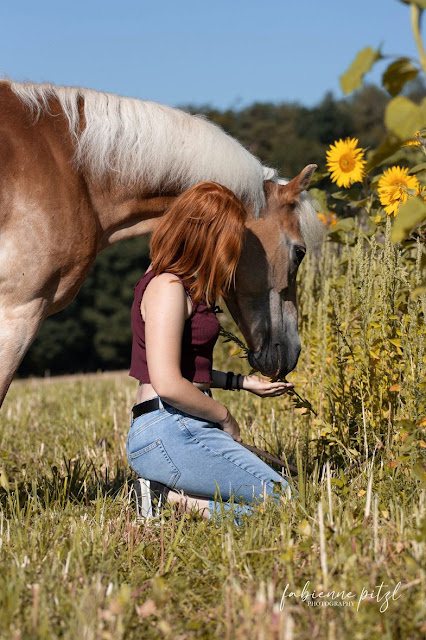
0, 0, 423, 110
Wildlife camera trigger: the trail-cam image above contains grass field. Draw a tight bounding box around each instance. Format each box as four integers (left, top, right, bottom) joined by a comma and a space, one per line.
0, 223, 425, 639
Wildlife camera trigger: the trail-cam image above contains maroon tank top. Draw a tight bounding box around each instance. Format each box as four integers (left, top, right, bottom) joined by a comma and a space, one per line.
129, 269, 221, 384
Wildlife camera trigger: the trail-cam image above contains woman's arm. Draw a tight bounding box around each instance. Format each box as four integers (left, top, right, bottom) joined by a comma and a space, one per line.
211, 369, 295, 397
144, 274, 229, 423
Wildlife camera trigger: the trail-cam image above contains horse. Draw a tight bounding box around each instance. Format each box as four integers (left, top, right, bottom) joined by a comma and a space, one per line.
0, 79, 323, 407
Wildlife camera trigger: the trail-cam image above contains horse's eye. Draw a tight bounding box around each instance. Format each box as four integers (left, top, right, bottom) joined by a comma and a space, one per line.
294, 245, 306, 265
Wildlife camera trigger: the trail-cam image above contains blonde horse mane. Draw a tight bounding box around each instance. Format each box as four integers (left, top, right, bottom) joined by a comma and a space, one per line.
8, 80, 322, 241
9, 80, 272, 216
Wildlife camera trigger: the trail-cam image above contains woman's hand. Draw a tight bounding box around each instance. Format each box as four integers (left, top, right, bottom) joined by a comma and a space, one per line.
241, 374, 294, 397
216, 409, 242, 443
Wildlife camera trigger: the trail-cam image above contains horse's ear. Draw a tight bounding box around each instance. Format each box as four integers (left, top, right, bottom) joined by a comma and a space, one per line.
263, 179, 278, 198
281, 164, 317, 203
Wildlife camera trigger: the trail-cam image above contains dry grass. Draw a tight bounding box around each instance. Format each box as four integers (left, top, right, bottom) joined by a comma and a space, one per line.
0, 224, 424, 639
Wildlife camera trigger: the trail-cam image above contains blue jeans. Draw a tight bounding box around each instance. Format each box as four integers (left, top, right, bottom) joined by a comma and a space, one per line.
126, 391, 293, 525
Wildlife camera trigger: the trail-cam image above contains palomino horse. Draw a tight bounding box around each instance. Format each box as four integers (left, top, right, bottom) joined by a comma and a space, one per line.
0, 80, 322, 407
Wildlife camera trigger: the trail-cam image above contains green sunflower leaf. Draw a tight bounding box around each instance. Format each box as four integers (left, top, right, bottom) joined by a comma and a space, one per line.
409, 163, 426, 174
331, 189, 361, 201
366, 134, 404, 171
382, 58, 419, 97
385, 97, 426, 141
340, 47, 382, 95
391, 196, 426, 243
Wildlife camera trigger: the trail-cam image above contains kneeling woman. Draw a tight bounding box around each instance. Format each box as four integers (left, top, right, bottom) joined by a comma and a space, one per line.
127, 181, 294, 524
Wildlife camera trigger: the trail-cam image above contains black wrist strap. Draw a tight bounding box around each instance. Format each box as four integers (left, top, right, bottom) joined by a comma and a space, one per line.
225, 371, 234, 390
236, 373, 242, 391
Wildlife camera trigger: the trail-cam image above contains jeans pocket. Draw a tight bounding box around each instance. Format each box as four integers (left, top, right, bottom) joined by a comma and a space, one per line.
127, 438, 181, 489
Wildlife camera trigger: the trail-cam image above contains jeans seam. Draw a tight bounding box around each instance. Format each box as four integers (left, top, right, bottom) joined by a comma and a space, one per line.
156, 439, 181, 489
176, 418, 274, 486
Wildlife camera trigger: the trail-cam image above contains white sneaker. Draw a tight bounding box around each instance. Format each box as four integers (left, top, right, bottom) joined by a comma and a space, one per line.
131, 478, 170, 521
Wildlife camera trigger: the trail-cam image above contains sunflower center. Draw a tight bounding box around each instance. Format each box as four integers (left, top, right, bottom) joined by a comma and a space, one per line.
388, 185, 404, 201
339, 153, 356, 173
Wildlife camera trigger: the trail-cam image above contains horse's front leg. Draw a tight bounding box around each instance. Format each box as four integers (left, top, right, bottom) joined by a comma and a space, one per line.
0, 297, 47, 408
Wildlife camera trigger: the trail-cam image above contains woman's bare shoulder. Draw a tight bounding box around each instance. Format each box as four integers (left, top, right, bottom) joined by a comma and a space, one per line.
146, 272, 185, 291
141, 272, 191, 319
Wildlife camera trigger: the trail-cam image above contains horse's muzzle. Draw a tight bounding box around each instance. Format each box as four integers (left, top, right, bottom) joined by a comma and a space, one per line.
248, 341, 301, 379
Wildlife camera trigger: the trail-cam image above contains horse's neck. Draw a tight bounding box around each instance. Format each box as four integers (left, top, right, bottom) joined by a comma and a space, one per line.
88, 181, 178, 250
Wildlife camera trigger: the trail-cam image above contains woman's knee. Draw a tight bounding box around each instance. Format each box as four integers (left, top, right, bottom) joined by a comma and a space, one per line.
226, 473, 290, 506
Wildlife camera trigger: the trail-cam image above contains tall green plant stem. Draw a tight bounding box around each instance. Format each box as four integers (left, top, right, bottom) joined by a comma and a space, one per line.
411, 4, 426, 73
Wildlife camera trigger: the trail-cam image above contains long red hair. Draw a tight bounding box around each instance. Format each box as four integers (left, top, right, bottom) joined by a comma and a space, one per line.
149, 181, 247, 307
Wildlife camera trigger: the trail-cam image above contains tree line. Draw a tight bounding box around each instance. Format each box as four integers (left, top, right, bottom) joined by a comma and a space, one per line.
19, 82, 424, 377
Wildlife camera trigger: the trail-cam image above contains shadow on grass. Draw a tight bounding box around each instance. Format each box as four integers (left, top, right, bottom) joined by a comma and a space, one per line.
0, 457, 132, 515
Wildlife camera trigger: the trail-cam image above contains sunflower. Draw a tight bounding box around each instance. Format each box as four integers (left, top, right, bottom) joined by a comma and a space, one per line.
326, 138, 366, 188
377, 166, 420, 216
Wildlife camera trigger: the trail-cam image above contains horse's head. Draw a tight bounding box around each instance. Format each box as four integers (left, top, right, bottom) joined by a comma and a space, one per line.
223, 164, 321, 380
